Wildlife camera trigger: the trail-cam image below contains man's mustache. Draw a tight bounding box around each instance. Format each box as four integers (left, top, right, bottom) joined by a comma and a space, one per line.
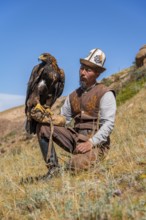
80, 76, 87, 81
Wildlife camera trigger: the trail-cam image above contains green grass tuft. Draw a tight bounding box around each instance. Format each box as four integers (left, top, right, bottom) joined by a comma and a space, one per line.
116, 78, 146, 106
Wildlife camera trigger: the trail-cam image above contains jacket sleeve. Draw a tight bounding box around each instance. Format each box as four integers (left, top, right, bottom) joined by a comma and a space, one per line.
61, 95, 72, 124
89, 91, 116, 146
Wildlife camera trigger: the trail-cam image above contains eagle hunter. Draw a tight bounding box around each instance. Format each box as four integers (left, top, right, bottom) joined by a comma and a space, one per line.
25, 53, 65, 134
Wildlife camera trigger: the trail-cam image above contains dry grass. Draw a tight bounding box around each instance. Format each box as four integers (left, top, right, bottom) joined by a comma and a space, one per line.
0, 89, 146, 219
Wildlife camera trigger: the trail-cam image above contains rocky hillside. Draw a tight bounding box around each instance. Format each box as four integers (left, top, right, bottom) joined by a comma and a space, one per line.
102, 65, 145, 92
102, 65, 146, 105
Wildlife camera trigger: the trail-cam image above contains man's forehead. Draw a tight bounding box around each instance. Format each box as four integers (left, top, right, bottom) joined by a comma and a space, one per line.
80, 64, 98, 73
80, 64, 92, 69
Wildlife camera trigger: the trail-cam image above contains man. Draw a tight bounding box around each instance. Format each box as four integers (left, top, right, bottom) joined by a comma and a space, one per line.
37, 48, 116, 178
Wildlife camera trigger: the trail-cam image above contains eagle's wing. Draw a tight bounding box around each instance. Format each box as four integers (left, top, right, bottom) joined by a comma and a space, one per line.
25, 64, 44, 113
56, 69, 65, 97
25, 63, 45, 134
52, 69, 65, 104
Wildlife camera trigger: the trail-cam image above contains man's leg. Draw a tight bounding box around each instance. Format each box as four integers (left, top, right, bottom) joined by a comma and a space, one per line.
67, 145, 110, 173
38, 137, 59, 167
36, 124, 76, 178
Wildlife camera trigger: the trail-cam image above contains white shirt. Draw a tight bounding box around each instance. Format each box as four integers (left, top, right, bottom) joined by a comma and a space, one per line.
61, 91, 116, 146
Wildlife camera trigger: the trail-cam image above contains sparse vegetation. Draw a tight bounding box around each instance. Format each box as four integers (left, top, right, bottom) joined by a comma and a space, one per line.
0, 67, 146, 219
103, 66, 146, 106
116, 76, 146, 106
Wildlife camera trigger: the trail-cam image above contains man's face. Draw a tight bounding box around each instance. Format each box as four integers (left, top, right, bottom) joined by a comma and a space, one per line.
79, 64, 99, 89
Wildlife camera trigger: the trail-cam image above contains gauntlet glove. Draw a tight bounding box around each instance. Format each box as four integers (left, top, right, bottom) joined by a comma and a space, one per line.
51, 115, 66, 126
30, 106, 66, 126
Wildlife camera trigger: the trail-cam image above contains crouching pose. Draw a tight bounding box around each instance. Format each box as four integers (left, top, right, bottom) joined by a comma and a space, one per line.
37, 48, 116, 179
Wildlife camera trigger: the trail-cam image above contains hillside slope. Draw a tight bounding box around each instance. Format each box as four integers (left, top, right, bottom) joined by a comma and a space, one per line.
0, 96, 65, 155
0, 67, 146, 219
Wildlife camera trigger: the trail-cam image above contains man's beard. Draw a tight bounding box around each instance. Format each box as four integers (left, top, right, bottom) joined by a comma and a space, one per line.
80, 80, 87, 89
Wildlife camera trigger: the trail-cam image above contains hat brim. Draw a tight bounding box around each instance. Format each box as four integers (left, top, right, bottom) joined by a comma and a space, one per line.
80, 59, 106, 73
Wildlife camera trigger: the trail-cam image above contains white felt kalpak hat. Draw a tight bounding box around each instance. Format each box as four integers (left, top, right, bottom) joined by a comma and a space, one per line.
80, 48, 106, 73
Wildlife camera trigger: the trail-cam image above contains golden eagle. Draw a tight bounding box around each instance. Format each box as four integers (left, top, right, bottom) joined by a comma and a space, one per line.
25, 52, 65, 134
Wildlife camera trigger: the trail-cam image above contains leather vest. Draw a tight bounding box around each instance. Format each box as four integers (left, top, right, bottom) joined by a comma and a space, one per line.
69, 83, 110, 132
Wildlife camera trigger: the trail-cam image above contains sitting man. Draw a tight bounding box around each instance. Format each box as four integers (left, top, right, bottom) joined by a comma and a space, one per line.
36, 48, 116, 178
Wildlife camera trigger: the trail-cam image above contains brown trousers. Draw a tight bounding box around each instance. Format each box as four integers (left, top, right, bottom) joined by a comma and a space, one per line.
36, 124, 110, 172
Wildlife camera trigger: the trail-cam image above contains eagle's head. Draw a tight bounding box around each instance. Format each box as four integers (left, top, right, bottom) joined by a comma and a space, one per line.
38, 53, 57, 65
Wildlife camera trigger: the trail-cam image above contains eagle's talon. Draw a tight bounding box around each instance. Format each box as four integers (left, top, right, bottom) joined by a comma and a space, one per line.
45, 108, 54, 116
34, 103, 45, 113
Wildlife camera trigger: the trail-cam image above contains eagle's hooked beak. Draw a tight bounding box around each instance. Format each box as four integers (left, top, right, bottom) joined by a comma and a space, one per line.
38, 55, 45, 62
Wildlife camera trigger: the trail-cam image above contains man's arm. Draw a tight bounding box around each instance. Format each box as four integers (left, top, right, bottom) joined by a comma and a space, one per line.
61, 95, 72, 124
89, 91, 116, 146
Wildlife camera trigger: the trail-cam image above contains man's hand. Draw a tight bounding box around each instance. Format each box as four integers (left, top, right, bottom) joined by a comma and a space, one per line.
74, 140, 93, 154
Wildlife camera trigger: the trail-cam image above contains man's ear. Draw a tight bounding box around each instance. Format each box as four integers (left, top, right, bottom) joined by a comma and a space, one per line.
95, 71, 100, 78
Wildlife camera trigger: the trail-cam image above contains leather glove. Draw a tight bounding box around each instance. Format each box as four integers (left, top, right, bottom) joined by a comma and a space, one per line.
30, 106, 51, 123
52, 115, 66, 126
31, 106, 66, 126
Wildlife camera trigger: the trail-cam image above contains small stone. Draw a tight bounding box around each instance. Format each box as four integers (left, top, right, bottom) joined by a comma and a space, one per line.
113, 189, 122, 197
1, 148, 6, 154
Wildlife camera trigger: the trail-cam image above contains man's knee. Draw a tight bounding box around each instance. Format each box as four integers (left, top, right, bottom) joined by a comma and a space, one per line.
36, 124, 51, 140
67, 149, 97, 171
67, 147, 109, 172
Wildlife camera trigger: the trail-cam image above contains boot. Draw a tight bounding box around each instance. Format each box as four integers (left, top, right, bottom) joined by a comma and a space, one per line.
38, 137, 59, 167
42, 164, 61, 180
